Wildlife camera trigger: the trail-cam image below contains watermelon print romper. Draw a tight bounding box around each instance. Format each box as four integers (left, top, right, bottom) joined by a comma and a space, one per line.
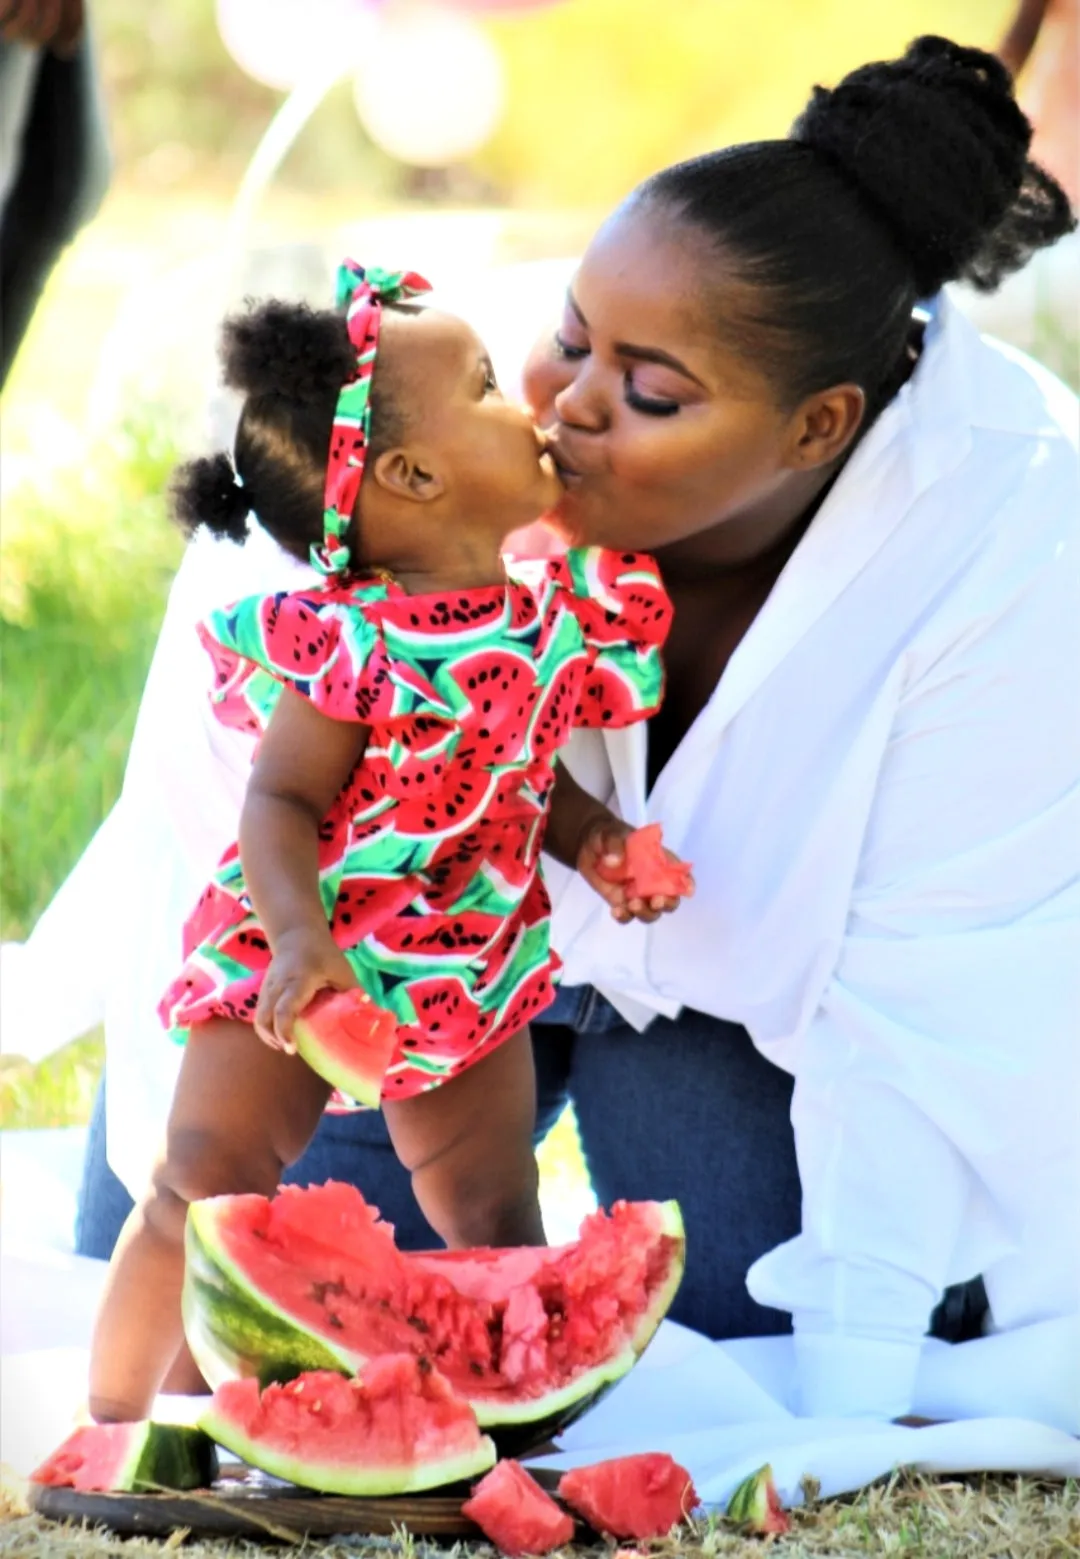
160, 547, 672, 1101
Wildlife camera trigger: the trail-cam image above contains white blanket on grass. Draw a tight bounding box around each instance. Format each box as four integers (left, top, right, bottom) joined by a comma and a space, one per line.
2, 1244, 1076, 1510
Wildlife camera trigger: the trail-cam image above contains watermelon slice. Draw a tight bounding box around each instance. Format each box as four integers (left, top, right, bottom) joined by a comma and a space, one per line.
726, 1462, 791, 1535
200, 1360, 495, 1496
31, 1422, 218, 1493
292, 987, 398, 1106
559, 1452, 698, 1538
183, 1183, 684, 1451
595, 824, 693, 902
462, 1460, 574, 1555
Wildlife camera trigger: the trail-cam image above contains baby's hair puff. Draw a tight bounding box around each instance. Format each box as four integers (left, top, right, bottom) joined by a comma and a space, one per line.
171, 297, 403, 565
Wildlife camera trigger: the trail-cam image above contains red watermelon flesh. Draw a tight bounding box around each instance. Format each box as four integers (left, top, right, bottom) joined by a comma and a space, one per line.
184, 1184, 685, 1446
292, 988, 399, 1107
559, 1453, 699, 1538
462, 1459, 574, 1555
596, 824, 693, 901
31, 1422, 218, 1493
200, 1361, 495, 1496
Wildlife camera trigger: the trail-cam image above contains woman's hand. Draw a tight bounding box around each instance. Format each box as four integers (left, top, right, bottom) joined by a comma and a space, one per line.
255, 927, 358, 1053
577, 817, 691, 923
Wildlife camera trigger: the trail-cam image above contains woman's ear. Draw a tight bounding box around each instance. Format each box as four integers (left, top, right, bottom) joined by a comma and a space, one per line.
784, 384, 866, 471
371, 446, 446, 503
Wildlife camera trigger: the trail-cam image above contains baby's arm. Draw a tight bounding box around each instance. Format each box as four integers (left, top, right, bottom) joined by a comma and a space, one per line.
545, 761, 689, 924
241, 688, 369, 1049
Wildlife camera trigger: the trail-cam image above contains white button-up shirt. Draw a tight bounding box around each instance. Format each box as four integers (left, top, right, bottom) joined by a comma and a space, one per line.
544, 293, 1080, 1417
4, 289, 1076, 1423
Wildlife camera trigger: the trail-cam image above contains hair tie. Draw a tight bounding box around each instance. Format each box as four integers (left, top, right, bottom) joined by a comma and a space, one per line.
313, 259, 432, 576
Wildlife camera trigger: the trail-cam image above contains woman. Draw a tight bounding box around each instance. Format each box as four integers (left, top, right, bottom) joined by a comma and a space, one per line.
32, 36, 1079, 1420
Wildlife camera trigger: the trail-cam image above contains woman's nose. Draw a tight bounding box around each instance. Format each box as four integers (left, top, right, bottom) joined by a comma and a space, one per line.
553, 363, 608, 432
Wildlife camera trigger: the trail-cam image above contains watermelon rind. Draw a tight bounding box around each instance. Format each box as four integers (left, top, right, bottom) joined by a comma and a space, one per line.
183, 1209, 351, 1387
198, 1405, 495, 1497
183, 1196, 685, 1441
124, 1423, 220, 1492
292, 1029, 382, 1109
32, 1423, 218, 1493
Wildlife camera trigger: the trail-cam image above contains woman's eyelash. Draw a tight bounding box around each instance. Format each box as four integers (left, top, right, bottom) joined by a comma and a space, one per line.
554, 333, 588, 360
625, 379, 680, 417
552, 335, 680, 417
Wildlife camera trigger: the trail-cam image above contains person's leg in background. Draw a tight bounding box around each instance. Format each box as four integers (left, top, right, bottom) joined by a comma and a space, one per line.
1, 11, 111, 386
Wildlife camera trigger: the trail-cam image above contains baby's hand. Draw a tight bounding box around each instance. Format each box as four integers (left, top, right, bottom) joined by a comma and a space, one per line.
577, 818, 694, 925
256, 928, 358, 1053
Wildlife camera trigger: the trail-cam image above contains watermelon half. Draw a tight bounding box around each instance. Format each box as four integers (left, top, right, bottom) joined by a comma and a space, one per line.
200, 1361, 495, 1496
31, 1422, 218, 1493
183, 1182, 684, 1450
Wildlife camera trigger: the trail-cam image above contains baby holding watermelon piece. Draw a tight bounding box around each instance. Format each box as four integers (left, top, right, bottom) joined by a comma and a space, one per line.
89, 261, 692, 1425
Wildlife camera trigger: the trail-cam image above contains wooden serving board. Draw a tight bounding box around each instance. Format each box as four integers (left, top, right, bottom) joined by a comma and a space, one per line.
28, 1461, 585, 1543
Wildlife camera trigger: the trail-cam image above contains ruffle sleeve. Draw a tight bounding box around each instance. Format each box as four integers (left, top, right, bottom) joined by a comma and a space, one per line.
549, 547, 673, 729
198, 586, 459, 737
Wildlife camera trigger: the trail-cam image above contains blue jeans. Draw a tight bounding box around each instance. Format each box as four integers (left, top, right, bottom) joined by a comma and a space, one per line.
75, 986, 985, 1343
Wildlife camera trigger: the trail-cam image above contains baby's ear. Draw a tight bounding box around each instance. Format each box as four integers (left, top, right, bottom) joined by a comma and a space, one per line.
370, 446, 445, 504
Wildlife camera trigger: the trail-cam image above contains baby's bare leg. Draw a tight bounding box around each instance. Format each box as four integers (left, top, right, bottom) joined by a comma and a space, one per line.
89, 1019, 330, 1422
383, 1027, 545, 1249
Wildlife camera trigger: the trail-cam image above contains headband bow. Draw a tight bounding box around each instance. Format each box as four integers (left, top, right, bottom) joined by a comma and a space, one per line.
314, 259, 432, 576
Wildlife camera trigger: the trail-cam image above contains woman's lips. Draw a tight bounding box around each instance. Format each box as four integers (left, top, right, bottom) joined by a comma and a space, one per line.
546, 438, 585, 488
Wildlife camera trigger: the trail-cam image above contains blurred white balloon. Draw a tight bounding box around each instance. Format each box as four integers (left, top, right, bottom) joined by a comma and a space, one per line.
353, 2, 505, 167
216, 0, 373, 91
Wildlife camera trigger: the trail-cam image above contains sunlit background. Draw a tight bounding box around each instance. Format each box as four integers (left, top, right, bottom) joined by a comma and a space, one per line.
1, 0, 1074, 1132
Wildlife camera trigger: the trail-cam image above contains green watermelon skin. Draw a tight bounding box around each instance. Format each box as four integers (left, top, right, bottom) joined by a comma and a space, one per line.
182, 1186, 685, 1452
31, 1422, 218, 1493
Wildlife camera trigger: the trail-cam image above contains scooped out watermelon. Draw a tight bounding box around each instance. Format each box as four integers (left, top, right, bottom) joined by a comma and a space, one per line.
200, 1360, 495, 1496
559, 1452, 699, 1538
596, 823, 693, 902
183, 1183, 684, 1452
31, 1422, 218, 1493
292, 988, 399, 1106
463, 1459, 575, 1555
726, 1462, 791, 1535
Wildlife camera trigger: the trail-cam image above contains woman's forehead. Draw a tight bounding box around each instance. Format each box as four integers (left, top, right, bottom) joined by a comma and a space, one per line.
574, 206, 713, 339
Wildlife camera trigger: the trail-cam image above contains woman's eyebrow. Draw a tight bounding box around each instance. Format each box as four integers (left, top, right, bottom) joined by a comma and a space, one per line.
567, 289, 706, 390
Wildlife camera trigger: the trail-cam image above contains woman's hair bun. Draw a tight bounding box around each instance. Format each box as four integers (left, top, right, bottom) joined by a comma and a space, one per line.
170, 451, 252, 544
793, 34, 1076, 296
221, 298, 355, 401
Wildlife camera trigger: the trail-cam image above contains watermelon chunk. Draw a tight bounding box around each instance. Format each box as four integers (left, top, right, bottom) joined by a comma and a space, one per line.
292, 988, 399, 1106
559, 1452, 698, 1538
200, 1360, 495, 1496
596, 824, 693, 901
726, 1462, 791, 1534
183, 1184, 684, 1452
462, 1460, 574, 1555
31, 1422, 218, 1493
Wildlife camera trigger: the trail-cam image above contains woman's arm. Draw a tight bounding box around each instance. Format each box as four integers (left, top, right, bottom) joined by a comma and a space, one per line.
241, 688, 370, 1048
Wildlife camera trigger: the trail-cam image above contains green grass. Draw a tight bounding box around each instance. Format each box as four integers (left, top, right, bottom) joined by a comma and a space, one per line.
0, 415, 182, 1129
0, 415, 182, 941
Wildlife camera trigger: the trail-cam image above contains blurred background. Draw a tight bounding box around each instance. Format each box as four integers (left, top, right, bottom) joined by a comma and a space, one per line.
1, 0, 1075, 1132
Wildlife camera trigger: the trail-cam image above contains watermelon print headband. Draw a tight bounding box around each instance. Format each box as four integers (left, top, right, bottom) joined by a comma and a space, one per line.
313, 259, 432, 577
